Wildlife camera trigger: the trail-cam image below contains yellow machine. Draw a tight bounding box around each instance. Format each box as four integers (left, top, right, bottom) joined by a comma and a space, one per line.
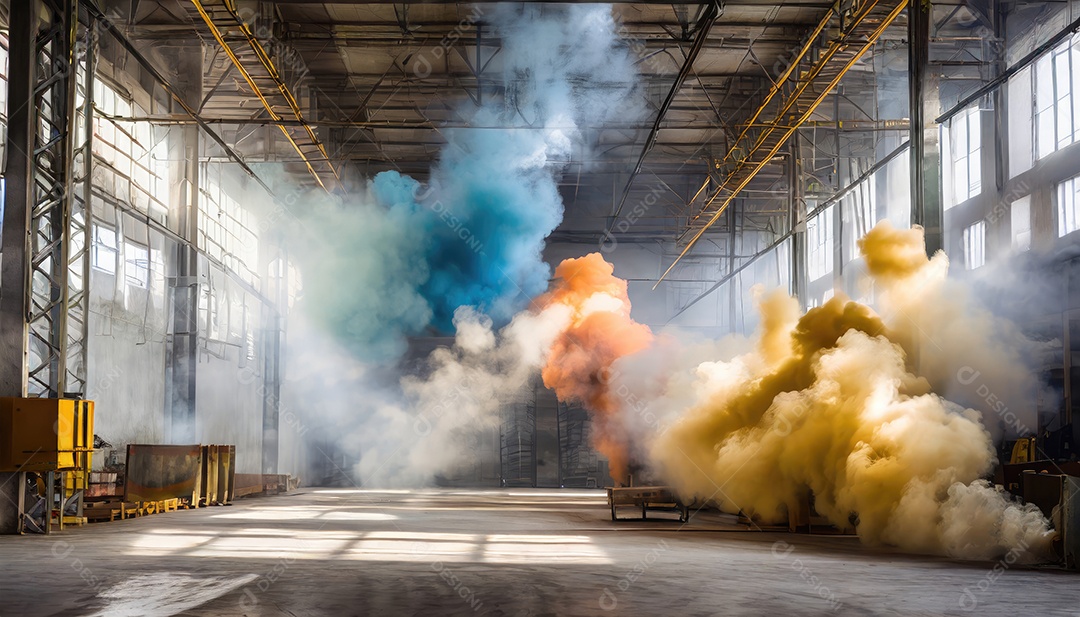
0, 397, 93, 472
0, 398, 95, 532
1010, 436, 1037, 465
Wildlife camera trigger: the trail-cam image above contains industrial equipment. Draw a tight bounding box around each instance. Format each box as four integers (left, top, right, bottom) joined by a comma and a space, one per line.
123, 443, 236, 507
1061, 475, 1080, 569
1013, 470, 1080, 568
199, 444, 236, 506
1010, 436, 1037, 464
0, 397, 94, 473
0, 398, 95, 533
608, 486, 689, 522
124, 444, 203, 504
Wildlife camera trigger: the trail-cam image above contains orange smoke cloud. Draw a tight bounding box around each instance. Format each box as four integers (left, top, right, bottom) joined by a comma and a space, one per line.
538, 253, 653, 483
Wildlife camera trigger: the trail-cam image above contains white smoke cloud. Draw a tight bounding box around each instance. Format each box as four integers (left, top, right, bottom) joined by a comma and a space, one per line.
277, 4, 642, 486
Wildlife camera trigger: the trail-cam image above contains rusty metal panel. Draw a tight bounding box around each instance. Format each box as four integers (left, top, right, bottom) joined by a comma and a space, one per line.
124, 444, 202, 503
1062, 476, 1080, 569
201, 445, 219, 505
999, 461, 1080, 497
1021, 471, 1065, 520
217, 445, 235, 504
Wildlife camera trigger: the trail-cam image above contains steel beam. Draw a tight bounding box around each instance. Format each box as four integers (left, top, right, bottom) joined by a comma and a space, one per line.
165, 46, 203, 445
261, 249, 285, 475
189, 0, 340, 192
31, 0, 81, 398
789, 137, 805, 307
0, 0, 85, 535
608, 0, 720, 227
65, 20, 97, 400
0, 2, 36, 398
667, 140, 910, 321
909, 0, 942, 255
658, 0, 908, 287
0, 0, 84, 398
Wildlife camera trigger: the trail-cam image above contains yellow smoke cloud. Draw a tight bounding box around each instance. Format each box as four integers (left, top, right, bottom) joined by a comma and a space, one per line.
650, 222, 1053, 561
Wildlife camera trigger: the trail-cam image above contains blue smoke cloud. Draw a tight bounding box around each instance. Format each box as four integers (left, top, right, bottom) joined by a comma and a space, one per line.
289, 4, 640, 360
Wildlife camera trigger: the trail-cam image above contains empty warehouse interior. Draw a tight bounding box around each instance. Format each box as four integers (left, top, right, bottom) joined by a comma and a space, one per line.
1, 0, 1080, 614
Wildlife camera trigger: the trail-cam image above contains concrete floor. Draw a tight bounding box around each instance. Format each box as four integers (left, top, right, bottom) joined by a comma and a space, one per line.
1, 489, 1078, 616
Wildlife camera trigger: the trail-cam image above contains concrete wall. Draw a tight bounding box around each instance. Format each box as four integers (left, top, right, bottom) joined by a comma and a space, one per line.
83, 194, 284, 474
73, 55, 290, 474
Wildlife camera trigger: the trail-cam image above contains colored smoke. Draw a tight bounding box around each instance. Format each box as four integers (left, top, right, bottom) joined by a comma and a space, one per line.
537, 254, 653, 483
645, 223, 1053, 561
288, 4, 639, 360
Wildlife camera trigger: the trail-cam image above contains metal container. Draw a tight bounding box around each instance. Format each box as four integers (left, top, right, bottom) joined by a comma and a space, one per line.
124, 444, 203, 503
0, 398, 94, 472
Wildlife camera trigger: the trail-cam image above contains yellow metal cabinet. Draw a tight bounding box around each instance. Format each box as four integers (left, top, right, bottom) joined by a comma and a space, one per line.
0, 398, 94, 473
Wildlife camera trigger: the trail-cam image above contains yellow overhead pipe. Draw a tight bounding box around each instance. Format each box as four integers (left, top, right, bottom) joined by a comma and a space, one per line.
656, 0, 909, 289
720, 1, 838, 163
687, 176, 711, 209
189, 0, 335, 192
704, 0, 884, 225
221, 0, 340, 185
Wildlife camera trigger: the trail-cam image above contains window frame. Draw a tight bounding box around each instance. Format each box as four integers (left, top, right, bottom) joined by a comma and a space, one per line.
124, 241, 149, 289
949, 106, 982, 206
963, 220, 987, 270
91, 224, 118, 274
1059, 175, 1080, 238
1035, 34, 1080, 160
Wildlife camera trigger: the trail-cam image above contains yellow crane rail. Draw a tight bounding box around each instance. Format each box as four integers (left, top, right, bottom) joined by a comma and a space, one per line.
657, 0, 908, 288
190, 0, 339, 192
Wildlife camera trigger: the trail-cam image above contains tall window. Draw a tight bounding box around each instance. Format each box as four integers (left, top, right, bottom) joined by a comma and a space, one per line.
1035, 34, 1080, 160
963, 220, 986, 269
1011, 196, 1031, 251
843, 166, 876, 260
92, 79, 169, 223
91, 224, 118, 274
950, 106, 981, 205
806, 206, 834, 281
1007, 66, 1034, 177
199, 168, 260, 287
1059, 175, 1080, 237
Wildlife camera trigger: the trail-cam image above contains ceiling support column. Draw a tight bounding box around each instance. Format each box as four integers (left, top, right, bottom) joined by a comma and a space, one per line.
165, 45, 203, 445
789, 135, 806, 308
909, 0, 942, 256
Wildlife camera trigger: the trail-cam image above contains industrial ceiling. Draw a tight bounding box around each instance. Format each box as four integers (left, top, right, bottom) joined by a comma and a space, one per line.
100, 0, 923, 265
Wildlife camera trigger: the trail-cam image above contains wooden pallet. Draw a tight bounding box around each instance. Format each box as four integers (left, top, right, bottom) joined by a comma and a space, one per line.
84, 500, 135, 522
84, 497, 183, 523
133, 499, 178, 516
